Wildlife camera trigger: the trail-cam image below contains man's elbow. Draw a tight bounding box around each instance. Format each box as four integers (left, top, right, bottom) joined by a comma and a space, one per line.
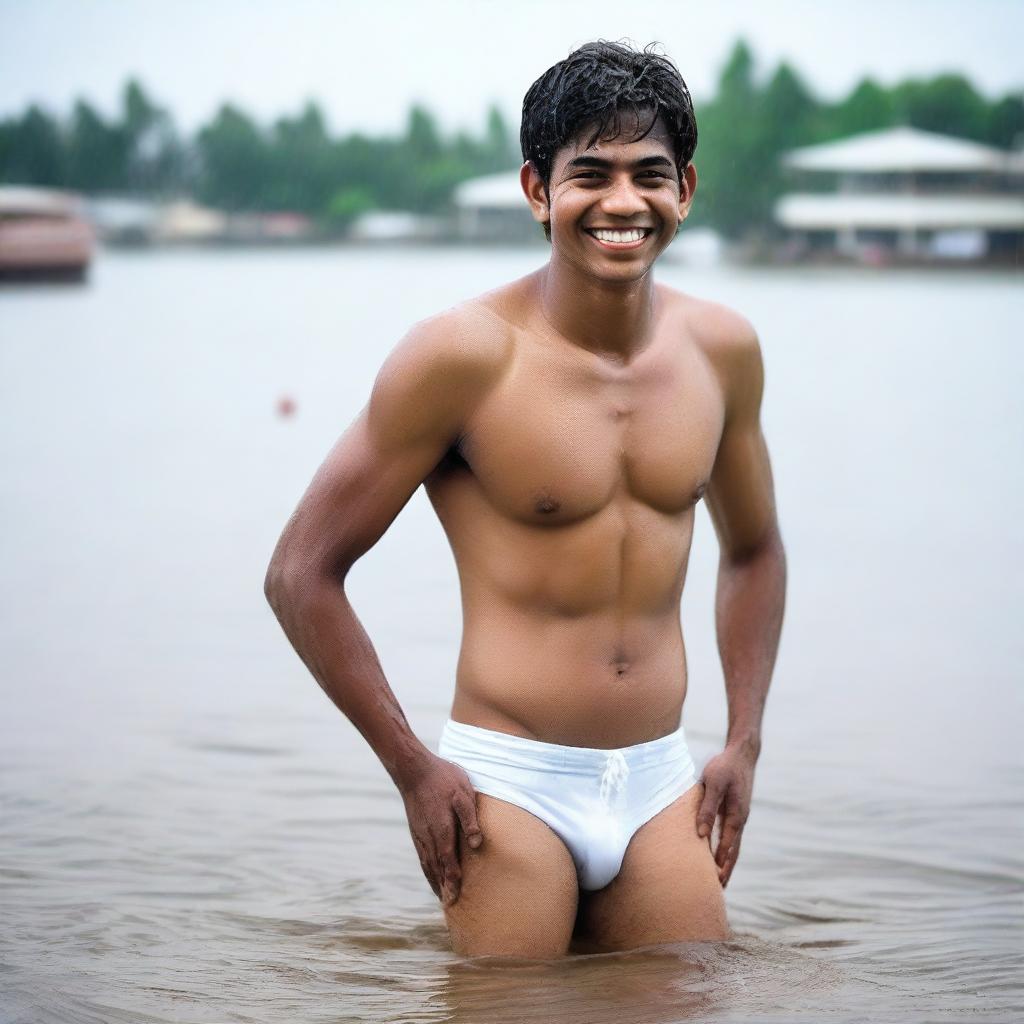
263, 541, 312, 615
264, 545, 351, 617
722, 523, 786, 570
263, 554, 293, 619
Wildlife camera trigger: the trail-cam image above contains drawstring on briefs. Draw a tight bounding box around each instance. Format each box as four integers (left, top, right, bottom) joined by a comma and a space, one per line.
598, 750, 630, 809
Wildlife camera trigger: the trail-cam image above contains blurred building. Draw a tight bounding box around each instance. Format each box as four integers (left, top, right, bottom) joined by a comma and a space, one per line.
154, 200, 228, 244
224, 211, 314, 244
347, 210, 445, 243
774, 126, 1024, 264
452, 172, 538, 242
85, 197, 161, 246
664, 227, 726, 266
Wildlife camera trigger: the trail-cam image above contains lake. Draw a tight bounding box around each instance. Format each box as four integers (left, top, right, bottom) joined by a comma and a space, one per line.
1, 247, 1021, 1022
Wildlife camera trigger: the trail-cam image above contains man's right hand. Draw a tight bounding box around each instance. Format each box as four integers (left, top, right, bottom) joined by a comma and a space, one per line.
398, 753, 483, 907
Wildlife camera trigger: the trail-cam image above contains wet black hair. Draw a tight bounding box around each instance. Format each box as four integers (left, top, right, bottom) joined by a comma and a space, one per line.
520, 39, 698, 195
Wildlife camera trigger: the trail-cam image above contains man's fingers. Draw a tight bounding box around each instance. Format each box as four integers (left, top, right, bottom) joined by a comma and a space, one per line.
696, 778, 724, 840
715, 816, 743, 869
719, 832, 743, 888
413, 836, 442, 899
415, 824, 454, 904
429, 815, 463, 906
715, 815, 745, 888
452, 787, 483, 850
438, 839, 462, 906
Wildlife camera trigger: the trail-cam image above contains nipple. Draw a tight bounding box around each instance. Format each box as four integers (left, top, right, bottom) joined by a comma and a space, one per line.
534, 492, 560, 515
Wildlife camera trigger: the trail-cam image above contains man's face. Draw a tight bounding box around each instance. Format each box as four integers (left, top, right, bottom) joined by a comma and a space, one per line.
523, 116, 696, 283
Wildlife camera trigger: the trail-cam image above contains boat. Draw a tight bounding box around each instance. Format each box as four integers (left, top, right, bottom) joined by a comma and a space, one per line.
0, 185, 95, 281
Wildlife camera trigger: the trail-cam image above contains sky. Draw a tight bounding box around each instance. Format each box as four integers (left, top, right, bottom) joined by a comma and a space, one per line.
1, 0, 1022, 138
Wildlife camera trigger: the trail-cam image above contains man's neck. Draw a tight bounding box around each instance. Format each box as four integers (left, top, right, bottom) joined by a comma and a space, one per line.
537, 257, 658, 365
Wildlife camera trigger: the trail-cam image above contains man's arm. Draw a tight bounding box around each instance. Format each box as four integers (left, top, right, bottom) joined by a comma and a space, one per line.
696, 311, 787, 888
264, 310, 507, 904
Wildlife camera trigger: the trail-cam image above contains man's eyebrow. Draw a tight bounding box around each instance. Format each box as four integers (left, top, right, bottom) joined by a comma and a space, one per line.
565, 154, 676, 171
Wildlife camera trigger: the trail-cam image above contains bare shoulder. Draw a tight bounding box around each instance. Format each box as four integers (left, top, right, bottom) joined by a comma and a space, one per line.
658, 284, 764, 416
658, 284, 759, 359
378, 294, 515, 388
367, 292, 517, 448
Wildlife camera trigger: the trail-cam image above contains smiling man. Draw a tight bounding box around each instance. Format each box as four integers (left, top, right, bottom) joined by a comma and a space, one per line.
265, 40, 786, 958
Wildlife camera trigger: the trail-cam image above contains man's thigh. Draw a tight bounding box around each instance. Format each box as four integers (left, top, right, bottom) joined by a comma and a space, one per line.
571, 782, 729, 954
443, 792, 579, 959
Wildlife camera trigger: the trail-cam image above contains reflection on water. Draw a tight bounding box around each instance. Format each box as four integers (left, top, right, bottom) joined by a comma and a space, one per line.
1, 249, 1022, 1022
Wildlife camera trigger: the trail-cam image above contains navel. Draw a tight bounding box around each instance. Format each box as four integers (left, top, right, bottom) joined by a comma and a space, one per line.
611, 645, 631, 677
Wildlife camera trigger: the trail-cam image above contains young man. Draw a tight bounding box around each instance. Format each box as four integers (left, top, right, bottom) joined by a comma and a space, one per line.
265, 40, 786, 958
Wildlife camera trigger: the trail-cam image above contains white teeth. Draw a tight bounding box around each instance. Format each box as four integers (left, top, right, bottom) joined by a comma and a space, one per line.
591, 228, 647, 243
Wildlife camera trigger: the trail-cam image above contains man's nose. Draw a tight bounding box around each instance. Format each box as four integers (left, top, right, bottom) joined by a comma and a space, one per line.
599, 178, 647, 218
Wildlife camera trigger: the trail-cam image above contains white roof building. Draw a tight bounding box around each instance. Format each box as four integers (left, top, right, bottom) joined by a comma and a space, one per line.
775, 194, 1024, 231
781, 125, 1024, 175
453, 172, 526, 210
452, 171, 538, 241
774, 126, 1024, 262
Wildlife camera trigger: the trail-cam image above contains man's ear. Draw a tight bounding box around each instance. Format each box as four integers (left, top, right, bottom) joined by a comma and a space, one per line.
678, 163, 698, 223
520, 161, 550, 227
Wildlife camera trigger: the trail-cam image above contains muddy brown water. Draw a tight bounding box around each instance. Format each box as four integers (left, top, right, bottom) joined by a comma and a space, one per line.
1, 249, 1021, 1022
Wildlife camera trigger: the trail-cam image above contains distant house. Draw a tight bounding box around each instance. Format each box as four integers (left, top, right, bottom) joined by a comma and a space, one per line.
774, 126, 1024, 263
155, 200, 227, 244
452, 172, 539, 242
347, 210, 444, 243
224, 211, 316, 243
84, 196, 160, 245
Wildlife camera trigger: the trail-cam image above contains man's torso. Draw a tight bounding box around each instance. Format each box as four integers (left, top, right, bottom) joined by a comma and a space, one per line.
423, 273, 730, 747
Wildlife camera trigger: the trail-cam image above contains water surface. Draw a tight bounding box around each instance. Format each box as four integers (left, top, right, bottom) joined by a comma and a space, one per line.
1, 248, 1022, 1022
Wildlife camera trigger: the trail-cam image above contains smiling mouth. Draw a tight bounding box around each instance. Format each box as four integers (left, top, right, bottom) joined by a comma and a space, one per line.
583, 227, 654, 248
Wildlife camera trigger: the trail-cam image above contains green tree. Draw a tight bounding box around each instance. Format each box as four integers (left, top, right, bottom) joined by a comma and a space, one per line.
718, 39, 757, 106
266, 101, 335, 211
0, 120, 14, 181
196, 103, 269, 209
987, 92, 1024, 149
325, 185, 375, 229
0, 105, 67, 185
692, 40, 779, 238
894, 73, 989, 141
66, 99, 126, 191
483, 103, 517, 171
405, 104, 443, 162
121, 78, 182, 192
832, 77, 896, 137
761, 62, 820, 150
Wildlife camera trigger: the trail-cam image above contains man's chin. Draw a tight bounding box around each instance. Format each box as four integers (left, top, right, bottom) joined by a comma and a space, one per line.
551, 236, 663, 280
587, 252, 660, 282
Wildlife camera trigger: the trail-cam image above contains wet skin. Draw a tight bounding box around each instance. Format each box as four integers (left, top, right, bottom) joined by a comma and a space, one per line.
265, 119, 785, 957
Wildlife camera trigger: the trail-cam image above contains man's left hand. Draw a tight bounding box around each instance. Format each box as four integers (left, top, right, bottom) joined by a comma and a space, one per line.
695, 744, 757, 888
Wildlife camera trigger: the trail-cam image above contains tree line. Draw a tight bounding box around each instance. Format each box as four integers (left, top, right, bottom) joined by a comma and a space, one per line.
1, 40, 1021, 237
0, 81, 517, 229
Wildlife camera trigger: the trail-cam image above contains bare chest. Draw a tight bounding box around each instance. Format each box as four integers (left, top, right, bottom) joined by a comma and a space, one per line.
450, 338, 725, 525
